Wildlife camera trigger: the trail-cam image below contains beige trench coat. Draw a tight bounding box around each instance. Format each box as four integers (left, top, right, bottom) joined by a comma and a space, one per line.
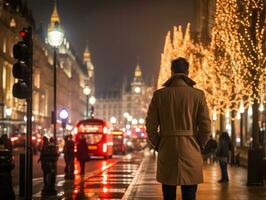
146, 74, 211, 185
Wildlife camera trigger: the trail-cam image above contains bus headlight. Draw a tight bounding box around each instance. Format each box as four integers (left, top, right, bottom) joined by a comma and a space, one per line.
103, 143, 107, 152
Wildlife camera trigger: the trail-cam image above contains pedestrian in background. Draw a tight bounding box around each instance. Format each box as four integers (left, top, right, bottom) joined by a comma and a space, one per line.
38, 136, 50, 194
216, 131, 231, 183
0, 138, 15, 199
76, 135, 88, 175
64, 134, 75, 179
1, 134, 13, 153
203, 135, 217, 163
38, 136, 59, 195
146, 57, 211, 200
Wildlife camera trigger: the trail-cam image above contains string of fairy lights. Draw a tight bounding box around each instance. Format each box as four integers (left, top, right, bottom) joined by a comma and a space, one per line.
157, 0, 265, 121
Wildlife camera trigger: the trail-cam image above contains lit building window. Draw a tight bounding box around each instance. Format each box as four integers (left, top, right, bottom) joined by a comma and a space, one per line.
3, 39, 6, 53
2, 66, 6, 90
34, 70, 40, 88
10, 18, 16, 28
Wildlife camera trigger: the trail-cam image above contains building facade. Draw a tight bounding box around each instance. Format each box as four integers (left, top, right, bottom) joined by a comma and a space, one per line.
94, 63, 153, 129
0, 0, 89, 137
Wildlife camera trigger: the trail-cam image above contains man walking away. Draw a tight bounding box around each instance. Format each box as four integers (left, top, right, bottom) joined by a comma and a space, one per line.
64, 134, 75, 179
76, 135, 88, 175
146, 57, 211, 200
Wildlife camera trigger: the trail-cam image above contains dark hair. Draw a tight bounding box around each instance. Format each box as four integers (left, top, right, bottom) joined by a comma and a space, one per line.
219, 131, 230, 142
171, 57, 189, 74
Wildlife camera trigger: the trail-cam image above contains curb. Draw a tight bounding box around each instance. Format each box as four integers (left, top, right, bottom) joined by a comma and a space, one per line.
121, 152, 146, 200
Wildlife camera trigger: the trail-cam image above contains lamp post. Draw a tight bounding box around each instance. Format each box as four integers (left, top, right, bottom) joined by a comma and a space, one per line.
110, 116, 117, 128
89, 96, 96, 118
239, 102, 245, 147
83, 86, 91, 118
47, 22, 64, 144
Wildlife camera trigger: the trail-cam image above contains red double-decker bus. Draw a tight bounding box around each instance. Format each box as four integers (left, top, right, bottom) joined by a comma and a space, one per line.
112, 129, 126, 155
74, 118, 113, 159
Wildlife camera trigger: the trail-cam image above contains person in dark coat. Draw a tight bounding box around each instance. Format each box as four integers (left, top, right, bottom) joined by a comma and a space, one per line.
38, 136, 59, 195
216, 132, 231, 183
76, 135, 88, 175
1, 134, 13, 153
203, 135, 218, 162
0, 138, 15, 200
64, 134, 75, 179
38, 136, 50, 194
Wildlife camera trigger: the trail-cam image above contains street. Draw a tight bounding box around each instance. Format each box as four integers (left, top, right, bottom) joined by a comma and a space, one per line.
12, 148, 119, 187
10, 150, 266, 199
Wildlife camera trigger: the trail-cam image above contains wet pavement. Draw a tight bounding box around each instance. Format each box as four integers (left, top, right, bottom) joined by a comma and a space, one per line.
62, 153, 142, 199
125, 150, 266, 200
16, 152, 143, 199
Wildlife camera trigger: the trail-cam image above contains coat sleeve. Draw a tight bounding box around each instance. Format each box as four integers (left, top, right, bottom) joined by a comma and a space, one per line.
145, 92, 160, 149
196, 91, 211, 149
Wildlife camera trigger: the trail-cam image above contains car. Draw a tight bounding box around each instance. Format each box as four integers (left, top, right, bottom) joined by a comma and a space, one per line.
10, 132, 42, 153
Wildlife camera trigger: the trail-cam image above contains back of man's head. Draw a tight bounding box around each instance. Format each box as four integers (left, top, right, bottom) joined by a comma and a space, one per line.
171, 57, 189, 75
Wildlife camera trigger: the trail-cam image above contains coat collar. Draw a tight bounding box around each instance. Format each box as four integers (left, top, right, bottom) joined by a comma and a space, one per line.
162, 73, 196, 87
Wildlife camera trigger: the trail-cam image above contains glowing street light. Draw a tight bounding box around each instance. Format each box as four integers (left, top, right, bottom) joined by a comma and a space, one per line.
139, 118, 145, 124
132, 118, 138, 125
127, 115, 133, 122
5, 107, 12, 118
89, 96, 96, 105
123, 112, 129, 118
110, 116, 117, 124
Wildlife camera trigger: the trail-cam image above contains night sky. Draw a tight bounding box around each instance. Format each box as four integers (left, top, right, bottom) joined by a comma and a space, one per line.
26, 0, 195, 94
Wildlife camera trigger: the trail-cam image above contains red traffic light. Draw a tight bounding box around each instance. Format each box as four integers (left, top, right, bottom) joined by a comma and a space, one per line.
19, 30, 27, 38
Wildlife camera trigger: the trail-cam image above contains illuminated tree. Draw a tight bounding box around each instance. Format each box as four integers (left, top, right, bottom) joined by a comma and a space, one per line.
237, 0, 266, 147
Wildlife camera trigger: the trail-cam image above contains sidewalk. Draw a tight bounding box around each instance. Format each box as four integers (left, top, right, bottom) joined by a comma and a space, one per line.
123, 150, 266, 200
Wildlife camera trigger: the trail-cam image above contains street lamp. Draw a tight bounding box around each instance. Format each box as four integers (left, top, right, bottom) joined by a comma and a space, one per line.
132, 118, 138, 125
239, 101, 245, 147
110, 116, 117, 125
83, 86, 91, 118
5, 107, 12, 118
139, 118, 144, 124
127, 115, 133, 122
47, 22, 64, 144
89, 95, 96, 118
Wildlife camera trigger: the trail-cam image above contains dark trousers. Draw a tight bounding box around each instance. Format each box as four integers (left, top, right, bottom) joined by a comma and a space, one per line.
79, 160, 86, 175
219, 161, 229, 181
65, 159, 74, 179
41, 165, 48, 191
162, 184, 197, 200
0, 173, 15, 200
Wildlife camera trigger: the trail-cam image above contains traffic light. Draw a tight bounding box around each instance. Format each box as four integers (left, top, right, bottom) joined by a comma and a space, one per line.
12, 28, 32, 99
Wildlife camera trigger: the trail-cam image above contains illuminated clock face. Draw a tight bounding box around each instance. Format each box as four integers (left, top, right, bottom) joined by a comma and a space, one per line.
134, 87, 141, 93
